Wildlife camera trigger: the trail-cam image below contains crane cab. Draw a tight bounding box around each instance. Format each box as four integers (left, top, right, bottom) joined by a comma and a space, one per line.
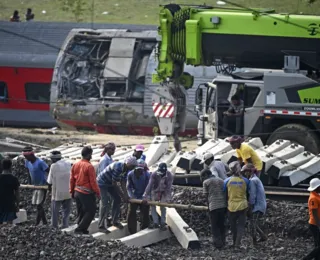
195, 74, 263, 145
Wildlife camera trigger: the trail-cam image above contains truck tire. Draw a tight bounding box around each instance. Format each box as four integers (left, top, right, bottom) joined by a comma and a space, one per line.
266, 124, 320, 155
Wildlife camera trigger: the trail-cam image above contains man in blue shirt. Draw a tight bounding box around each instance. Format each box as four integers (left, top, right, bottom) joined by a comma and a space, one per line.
97, 142, 116, 230
126, 159, 150, 234
241, 163, 267, 245
97, 156, 137, 231
23, 146, 49, 225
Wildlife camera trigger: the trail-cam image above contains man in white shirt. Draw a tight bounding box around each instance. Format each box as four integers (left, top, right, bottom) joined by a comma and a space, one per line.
47, 151, 72, 229
200, 152, 229, 180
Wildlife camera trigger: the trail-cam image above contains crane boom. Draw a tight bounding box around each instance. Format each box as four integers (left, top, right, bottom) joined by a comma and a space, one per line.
153, 4, 320, 86
151, 4, 320, 151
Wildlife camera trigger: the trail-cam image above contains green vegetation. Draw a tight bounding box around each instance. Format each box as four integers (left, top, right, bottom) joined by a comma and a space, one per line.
0, 0, 320, 24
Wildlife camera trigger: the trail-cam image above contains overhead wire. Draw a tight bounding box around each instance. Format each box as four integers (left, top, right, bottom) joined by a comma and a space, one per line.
0, 3, 320, 180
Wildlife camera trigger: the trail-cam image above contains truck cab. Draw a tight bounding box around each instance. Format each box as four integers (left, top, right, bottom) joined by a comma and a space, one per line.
195, 69, 320, 154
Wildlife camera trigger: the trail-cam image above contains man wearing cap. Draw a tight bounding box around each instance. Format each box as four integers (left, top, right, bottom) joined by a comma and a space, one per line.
97, 156, 137, 230
22, 146, 49, 226
97, 142, 116, 229
126, 159, 151, 234
241, 163, 267, 245
303, 178, 320, 260
200, 152, 229, 180
228, 135, 263, 177
143, 162, 173, 231
70, 146, 100, 234
200, 169, 227, 249
47, 151, 72, 229
133, 144, 146, 161
223, 161, 250, 248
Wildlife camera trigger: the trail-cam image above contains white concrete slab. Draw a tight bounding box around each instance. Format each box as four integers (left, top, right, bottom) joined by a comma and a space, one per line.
168, 151, 186, 174
264, 139, 291, 154
62, 218, 99, 234
279, 154, 320, 187
177, 151, 197, 171
267, 151, 315, 179
157, 207, 200, 249
12, 209, 27, 224
118, 227, 172, 247
145, 136, 169, 167
149, 151, 177, 172
262, 143, 305, 172
92, 223, 133, 241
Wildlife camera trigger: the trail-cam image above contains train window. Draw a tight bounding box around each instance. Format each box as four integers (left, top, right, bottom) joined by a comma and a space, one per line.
0, 82, 8, 102
25, 83, 50, 103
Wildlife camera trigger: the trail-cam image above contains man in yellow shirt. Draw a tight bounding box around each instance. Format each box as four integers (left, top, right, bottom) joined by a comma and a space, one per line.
228, 135, 263, 177
223, 161, 249, 248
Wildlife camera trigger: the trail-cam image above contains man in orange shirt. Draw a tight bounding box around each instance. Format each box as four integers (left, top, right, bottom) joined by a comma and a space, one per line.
303, 178, 320, 260
70, 146, 100, 235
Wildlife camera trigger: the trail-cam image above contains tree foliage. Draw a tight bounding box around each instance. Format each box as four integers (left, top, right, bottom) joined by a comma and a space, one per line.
58, 0, 88, 22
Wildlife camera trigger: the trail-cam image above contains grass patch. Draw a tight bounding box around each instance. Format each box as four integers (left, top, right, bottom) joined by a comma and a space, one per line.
0, 0, 319, 24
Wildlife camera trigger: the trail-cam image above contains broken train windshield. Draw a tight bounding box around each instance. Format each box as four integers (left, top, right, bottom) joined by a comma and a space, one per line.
55, 34, 156, 101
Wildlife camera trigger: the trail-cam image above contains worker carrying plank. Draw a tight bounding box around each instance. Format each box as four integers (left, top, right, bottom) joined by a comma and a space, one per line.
143, 163, 173, 231
126, 159, 150, 234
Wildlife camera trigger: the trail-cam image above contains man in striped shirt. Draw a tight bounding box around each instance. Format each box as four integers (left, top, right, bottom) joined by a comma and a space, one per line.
97, 156, 137, 230
97, 142, 116, 230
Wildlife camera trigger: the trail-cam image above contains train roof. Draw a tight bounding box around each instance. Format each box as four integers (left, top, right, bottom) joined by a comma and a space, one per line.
0, 21, 156, 68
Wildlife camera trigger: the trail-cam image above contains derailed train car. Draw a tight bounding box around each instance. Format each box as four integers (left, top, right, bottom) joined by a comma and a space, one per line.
50, 28, 218, 135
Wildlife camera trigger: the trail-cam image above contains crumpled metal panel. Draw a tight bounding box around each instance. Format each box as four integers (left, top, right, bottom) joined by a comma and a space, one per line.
103, 38, 136, 79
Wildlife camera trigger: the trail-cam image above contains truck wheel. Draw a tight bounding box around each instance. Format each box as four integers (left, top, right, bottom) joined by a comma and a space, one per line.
266, 124, 320, 154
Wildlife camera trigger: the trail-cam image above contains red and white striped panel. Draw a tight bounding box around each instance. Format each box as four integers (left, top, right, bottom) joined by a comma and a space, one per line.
152, 102, 175, 118
264, 109, 320, 117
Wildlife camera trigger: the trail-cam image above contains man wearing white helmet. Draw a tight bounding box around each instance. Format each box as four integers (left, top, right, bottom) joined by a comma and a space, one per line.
200, 152, 228, 180
303, 178, 320, 260
97, 155, 137, 230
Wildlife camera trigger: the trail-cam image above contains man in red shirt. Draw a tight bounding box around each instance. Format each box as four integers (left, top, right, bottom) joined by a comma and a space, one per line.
70, 146, 100, 235
303, 178, 320, 260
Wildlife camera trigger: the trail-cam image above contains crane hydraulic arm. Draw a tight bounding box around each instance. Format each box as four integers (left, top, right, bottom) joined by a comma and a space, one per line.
150, 4, 320, 151
153, 4, 320, 86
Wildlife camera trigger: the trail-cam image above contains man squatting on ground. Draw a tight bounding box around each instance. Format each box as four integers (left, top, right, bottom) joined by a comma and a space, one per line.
0, 158, 20, 225
303, 178, 320, 260
97, 156, 137, 232
224, 161, 250, 248
97, 142, 116, 230
70, 146, 101, 235
201, 169, 227, 249
126, 159, 150, 234
23, 146, 49, 225
241, 163, 267, 244
47, 150, 72, 229
143, 162, 173, 231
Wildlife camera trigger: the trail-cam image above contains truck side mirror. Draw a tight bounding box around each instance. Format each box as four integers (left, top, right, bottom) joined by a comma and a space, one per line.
195, 88, 203, 112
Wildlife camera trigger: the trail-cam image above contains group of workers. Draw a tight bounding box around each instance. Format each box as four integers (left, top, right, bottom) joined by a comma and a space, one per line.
200, 135, 266, 249
0, 134, 319, 255
0, 143, 173, 236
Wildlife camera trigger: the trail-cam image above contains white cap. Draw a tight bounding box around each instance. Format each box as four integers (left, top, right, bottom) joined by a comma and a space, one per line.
199, 152, 214, 164
308, 178, 320, 191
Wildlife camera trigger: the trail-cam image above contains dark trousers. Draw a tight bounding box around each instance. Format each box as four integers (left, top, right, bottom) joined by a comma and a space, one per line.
209, 208, 227, 248
106, 186, 122, 224
36, 190, 47, 226
229, 209, 247, 247
249, 211, 267, 242
127, 202, 150, 234
74, 191, 96, 233
304, 224, 320, 260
